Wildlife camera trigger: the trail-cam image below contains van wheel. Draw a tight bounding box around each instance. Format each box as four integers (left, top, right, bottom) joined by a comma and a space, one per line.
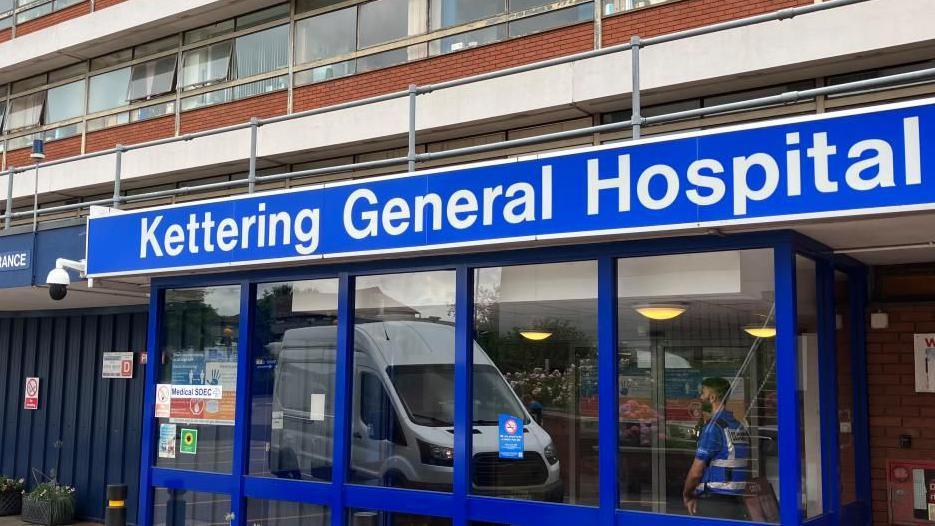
383, 471, 408, 489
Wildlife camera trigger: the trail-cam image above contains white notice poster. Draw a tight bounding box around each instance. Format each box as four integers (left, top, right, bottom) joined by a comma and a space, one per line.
913, 334, 935, 393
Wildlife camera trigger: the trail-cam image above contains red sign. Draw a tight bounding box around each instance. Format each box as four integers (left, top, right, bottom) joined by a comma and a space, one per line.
23, 377, 39, 410
888, 459, 935, 524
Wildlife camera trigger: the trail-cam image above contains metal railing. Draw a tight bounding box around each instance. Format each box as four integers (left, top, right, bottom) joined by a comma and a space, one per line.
4, 0, 921, 230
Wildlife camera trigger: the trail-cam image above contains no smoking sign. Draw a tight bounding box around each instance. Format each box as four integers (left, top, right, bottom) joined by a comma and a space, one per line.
23, 377, 39, 410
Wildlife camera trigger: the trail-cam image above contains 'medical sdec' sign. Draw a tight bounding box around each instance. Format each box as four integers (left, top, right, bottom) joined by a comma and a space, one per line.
86, 98, 935, 277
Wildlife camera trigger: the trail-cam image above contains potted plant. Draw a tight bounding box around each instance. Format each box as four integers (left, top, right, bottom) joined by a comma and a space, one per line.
0, 476, 25, 516
21, 481, 75, 526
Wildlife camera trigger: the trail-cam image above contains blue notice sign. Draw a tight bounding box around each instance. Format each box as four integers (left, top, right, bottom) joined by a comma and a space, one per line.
87, 98, 935, 277
171, 352, 206, 385
0, 250, 29, 272
498, 414, 524, 459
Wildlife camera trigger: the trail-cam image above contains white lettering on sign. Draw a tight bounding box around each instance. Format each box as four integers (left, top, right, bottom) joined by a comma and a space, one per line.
0, 251, 29, 272
586, 117, 922, 217
170, 385, 222, 399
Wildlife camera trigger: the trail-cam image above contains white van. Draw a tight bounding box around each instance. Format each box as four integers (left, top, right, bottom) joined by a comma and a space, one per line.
269, 319, 563, 501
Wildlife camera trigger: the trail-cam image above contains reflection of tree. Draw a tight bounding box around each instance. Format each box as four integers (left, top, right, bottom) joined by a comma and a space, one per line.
254, 284, 293, 359
162, 299, 224, 352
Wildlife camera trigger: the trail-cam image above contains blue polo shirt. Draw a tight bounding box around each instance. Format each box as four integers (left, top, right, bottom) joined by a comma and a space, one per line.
695, 409, 751, 496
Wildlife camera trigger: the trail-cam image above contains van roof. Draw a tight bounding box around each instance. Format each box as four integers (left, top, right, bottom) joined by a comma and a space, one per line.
281, 320, 493, 367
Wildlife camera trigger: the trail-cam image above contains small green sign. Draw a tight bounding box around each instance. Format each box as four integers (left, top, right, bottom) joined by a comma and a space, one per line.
180, 428, 198, 455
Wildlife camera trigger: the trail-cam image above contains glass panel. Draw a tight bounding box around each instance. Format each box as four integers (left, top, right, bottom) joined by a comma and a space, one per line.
617, 249, 779, 522
53, 0, 81, 10
429, 0, 506, 30
295, 0, 333, 14
16, 2, 52, 23
12, 74, 46, 94
132, 101, 175, 122
796, 256, 822, 518
428, 24, 506, 56
835, 271, 857, 505
181, 41, 234, 89
43, 122, 80, 142
3, 92, 45, 132
473, 261, 598, 505
0, 103, 6, 133
232, 75, 288, 100
91, 48, 132, 71
251, 279, 339, 480
233, 24, 289, 79
128, 56, 178, 102
294, 61, 356, 86
347, 510, 450, 526
246, 500, 330, 526
0, 0, 11, 12
0, 15, 11, 30
236, 4, 289, 30
88, 67, 131, 113
358, 0, 427, 49
602, 0, 676, 15
184, 19, 235, 45
87, 111, 129, 132
156, 285, 241, 473
153, 489, 230, 526
350, 271, 456, 491
135, 36, 178, 58
509, 0, 556, 11
508, 4, 592, 37
294, 7, 357, 65
48, 62, 86, 83
357, 45, 426, 74
45, 80, 84, 123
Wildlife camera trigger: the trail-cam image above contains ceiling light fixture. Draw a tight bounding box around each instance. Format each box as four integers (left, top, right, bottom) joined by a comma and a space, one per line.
634, 304, 687, 321
743, 325, 777, 338
519, 330, 553, 341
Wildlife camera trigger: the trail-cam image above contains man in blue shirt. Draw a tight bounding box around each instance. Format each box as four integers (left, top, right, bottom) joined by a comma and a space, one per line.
682, 377, 752, 520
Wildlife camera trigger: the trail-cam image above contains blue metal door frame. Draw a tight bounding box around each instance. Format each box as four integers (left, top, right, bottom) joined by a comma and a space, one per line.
136, 229, 871, 526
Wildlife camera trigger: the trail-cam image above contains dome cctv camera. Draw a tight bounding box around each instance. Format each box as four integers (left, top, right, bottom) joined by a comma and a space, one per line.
46, 267, 71, 301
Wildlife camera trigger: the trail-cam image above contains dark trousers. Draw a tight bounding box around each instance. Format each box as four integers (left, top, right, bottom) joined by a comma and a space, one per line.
698, 493, 748, 520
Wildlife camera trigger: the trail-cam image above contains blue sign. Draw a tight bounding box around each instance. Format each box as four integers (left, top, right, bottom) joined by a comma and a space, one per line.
0, 250, 29, 272
86, 99, 935, 277
498, 413, 524, 459
171, 352, 206, 385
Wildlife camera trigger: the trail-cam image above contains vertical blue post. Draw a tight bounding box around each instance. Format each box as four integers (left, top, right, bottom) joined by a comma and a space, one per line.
137, 287, 163, 526
453, 265, 474, 526
774, 244, 801, 526
231, 281, 255, 526
849, 269, 872, 524
816, 261, 841, 520
597, 256, 619, 524
332, 274, 355, 526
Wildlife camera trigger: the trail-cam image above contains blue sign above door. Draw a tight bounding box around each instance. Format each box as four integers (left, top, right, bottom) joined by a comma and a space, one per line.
86, 98, 935, 277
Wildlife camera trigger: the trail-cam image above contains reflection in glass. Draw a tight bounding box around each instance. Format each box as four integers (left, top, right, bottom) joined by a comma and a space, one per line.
251, 279, 339, 480
835, 271, 857, 505
157, 286, 241, 473
294, 7, 356, 65
152, 489, 230, 526
350, 271, 456, 490
347, 510, 450, 526
246, 499, 329, 526
616, 250, 779, 522
473, 261, 598, 505
797, 256, 822, 518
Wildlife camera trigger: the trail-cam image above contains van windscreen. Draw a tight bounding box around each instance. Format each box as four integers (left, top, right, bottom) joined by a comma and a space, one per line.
388, 364, 528, 427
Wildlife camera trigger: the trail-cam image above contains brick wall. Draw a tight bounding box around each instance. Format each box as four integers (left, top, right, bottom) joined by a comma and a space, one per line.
180, 91, 288, 134
85, 116, 176, 152
0, 28, 11, 43
92, 0, 129, 9
294, 22, 594, 112
3, 135, 82, 168
602, 0, 811, 45
15, 0, 90, 37
865, 303, 935, 525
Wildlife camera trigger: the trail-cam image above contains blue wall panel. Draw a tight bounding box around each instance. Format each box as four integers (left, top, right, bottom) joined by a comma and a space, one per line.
0, 308, 147, 524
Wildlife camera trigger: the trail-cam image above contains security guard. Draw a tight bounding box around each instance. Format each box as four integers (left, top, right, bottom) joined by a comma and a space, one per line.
682, 377, 752, 520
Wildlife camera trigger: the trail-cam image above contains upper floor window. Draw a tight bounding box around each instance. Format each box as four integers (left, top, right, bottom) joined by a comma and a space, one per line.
88, 67, 131, 113
0, 0, 13, 13
45, 80, 84, 123
181, 41, 234, 90
429, 0, 506, 30
295, 6, 357, 65
358, 0, 427, 48
3, 92, 44, 132
128, 55, 178, 102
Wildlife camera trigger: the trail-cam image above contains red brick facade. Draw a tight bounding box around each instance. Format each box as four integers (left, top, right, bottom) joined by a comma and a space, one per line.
85, 116, 176, 153
3, 135, 82, 167
15, 0, 90, 37
294, 22, 594, 113
602, 0, 811, 45
180, 91, 288, 134
92, 0, 129, 9
0, 28, 11, 43
865, 304, 935, 525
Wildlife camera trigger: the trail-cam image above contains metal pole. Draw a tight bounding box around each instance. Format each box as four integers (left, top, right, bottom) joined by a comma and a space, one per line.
408, 84, 418, 173
631, 35, 642, 140
113, 145, 124, 209
248, 118, 259, 193
32, 163, 39, 232
4, 166, 13, 229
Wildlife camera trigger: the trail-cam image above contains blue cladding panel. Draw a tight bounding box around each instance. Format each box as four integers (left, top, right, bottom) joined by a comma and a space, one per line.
0, 309, 147, 524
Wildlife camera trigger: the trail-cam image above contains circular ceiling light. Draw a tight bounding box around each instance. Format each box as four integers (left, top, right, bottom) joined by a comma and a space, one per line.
519, 330, 553, 341
634, 304, 687, 321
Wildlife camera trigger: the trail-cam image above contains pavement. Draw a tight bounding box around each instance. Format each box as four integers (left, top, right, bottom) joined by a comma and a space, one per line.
0, 517, 98, 526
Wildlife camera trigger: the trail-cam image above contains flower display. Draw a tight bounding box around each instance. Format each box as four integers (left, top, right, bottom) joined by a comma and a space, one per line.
0, 477, 24, 494
26, 482, 75, 502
